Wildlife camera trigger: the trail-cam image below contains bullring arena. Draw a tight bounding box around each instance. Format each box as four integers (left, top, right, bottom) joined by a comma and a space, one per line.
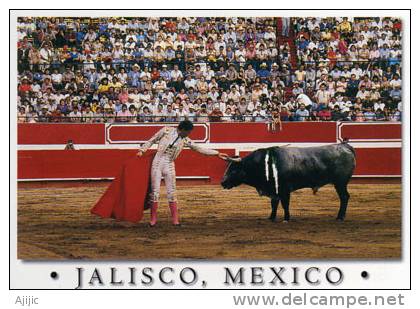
17, 122, 402, 260
16, 16, 403, 260
18, 182, 401, 260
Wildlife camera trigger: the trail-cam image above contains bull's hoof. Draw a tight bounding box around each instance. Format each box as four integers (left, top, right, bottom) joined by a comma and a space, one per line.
268, 215, 277, 221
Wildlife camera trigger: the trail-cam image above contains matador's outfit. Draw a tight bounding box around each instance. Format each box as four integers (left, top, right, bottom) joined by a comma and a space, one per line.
139, 126, 219, 225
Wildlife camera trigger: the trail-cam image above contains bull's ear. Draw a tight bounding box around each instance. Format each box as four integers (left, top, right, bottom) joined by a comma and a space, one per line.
227, 156, 242, 163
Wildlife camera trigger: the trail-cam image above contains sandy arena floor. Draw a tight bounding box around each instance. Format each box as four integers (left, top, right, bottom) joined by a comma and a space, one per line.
17, 183, 401, 260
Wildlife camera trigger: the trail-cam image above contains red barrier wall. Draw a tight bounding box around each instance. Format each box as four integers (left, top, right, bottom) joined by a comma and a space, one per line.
352, 148, 401, 175
17, 147, 400, 181
16, 122, 402, 180
18, 149, 235, 183
210, 122, 337, 143
17, 122, 342, 145
107, 123, 209, 143
338, 123, 402, 141
18, 123, 105, 145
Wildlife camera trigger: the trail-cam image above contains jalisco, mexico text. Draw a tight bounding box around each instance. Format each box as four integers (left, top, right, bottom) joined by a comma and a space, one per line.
75, 266, 344, 289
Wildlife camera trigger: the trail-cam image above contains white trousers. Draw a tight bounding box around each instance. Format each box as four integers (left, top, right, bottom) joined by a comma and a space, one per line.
150, 153, 177, 202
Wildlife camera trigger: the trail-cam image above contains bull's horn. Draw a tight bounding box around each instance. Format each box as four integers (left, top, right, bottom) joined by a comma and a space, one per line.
227, 156, 242, 163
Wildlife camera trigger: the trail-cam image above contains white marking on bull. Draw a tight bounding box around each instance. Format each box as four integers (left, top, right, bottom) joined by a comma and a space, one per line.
265, 151, 270, 181
272, 162, 279, 194
265, 153, 270, 182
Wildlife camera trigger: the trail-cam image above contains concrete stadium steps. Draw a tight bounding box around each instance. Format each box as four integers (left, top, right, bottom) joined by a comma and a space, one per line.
276, 17, 299, 71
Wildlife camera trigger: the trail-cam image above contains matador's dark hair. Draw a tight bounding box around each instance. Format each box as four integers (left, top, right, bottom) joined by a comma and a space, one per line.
178, 120, 194, 131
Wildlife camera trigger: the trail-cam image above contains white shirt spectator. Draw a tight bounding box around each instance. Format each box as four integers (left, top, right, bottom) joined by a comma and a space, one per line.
32, 83, 41, 93
297, 93, 313, 107
208, 90, 219, 102
126, 34, 137, 42
39, 47, 51, 64
378, 37, 390, 47
148, 20, 160, 32
153, 80, 167, 93
253, 109, 266, 120
374, 102, 386, 111
125, 41, 136, 50
214, 40, 226, 51
173, 40, 185, 50
51, 73, 63, 84
351, 67, 364, 80
177, 20, 190, 31
84, 32, 97, 42
390, 78, 402, 89
139, 71, 151, 80
170, 69, 183, 81
356, 89, 370, 100
184, 78, 197, 90
315, 89, 331, 104
224, 31, 237, 42
184, 40, 196, 50
228, 90, 241, 103
204, 69, 215, 81
139, 92, 152, 103
264, 31, 276, 41
162, 91, 175, 103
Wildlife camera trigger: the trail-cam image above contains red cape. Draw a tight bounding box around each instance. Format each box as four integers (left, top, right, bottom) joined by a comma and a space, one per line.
91, 152, 154, 223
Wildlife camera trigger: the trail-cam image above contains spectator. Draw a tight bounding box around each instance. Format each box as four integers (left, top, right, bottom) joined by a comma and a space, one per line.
295, 104, 309, 121
318, 106, 332, 121
16, 16, 401, 124
209, 104, 224, 122
64, 139, 76, 150
331, 105, 343, 121
363, 106, 376, 121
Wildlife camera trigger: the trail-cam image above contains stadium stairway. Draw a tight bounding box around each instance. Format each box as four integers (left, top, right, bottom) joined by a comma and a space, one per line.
276, 18, 298, 101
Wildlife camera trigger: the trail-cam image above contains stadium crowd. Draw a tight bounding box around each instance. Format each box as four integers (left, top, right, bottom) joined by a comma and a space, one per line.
16, 16, 402, 123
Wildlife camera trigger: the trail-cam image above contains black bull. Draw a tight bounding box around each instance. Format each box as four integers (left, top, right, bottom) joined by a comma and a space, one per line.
221, 142, 356, 221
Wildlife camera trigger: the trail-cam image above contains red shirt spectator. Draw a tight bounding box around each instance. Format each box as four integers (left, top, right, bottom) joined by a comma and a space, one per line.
318, 108, 332, 121
18, 80, 32, 93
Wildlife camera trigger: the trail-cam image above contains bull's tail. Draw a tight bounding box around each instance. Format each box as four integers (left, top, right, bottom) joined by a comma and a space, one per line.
340, 138, 355, 156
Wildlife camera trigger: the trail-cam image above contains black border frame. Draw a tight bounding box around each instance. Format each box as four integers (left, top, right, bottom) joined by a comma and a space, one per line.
9, 8, 411, 291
